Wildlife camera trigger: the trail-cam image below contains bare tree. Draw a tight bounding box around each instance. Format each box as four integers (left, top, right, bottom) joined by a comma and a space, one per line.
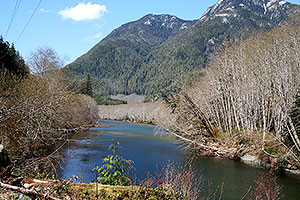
0, 47, 97, 176
162, 15, 300, 166
28, 46, 64, 76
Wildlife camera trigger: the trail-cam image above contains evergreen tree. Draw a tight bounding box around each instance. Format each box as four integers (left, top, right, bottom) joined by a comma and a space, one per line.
0, 36, 28, 77
79, 74, 93, 96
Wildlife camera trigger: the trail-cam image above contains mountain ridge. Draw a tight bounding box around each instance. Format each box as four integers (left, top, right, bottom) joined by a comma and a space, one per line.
103, 14, 197, 46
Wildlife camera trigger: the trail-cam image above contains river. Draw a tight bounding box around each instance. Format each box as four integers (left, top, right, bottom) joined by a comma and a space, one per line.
59, 120, 300, 199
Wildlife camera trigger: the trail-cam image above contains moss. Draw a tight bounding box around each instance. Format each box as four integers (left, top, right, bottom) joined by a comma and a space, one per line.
24, 180, 188, 200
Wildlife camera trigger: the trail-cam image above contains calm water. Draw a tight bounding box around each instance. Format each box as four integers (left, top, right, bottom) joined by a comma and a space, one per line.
59, 120, 300, 200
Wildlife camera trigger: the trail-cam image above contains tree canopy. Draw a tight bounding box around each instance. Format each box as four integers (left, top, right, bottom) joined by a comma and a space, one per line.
0, 37, 29, 77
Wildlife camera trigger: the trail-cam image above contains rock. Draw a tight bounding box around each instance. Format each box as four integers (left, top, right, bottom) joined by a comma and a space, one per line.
15, 193, 32, 200
284, 168, 300, 175
240, 154, 264, 167
287, 164, 293, 169
23, 183, 35, 189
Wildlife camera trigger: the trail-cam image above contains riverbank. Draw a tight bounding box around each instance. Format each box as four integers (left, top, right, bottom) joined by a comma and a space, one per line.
0, 178, 183, 199
96, 102, 300, 174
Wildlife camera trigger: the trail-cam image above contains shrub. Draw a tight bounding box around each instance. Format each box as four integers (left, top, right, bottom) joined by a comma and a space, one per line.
248, 170, 283, 200
0, 47, 97, 176
94, 140, 135, 186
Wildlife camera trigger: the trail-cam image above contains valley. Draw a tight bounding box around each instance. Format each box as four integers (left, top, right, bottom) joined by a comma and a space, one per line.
1, 0, 300, 199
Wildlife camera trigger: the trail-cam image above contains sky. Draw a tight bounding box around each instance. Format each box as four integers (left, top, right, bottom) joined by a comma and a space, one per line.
1, 0, 300, 65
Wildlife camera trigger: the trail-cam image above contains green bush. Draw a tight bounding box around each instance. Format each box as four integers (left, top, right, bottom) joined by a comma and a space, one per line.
94, 140, 135, 186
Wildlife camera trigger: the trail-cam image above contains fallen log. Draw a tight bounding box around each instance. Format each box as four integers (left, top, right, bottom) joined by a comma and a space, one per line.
170, 131, 248, 159
0, 181, 60, 200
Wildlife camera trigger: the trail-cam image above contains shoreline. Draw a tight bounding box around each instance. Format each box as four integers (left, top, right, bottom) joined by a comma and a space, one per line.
99, 117, 157, 125
96, 116, 300, 176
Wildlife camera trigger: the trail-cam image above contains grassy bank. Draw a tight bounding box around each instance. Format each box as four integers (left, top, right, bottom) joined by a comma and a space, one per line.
0, 179, 182, 200
0, 165, 285, 200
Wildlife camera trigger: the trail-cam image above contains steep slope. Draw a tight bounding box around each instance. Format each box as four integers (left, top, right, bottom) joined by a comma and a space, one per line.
67, 0, 299, 97
66, 14, 196, 96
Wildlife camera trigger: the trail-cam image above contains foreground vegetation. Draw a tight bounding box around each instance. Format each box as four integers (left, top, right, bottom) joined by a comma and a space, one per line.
0, 139, 284, 199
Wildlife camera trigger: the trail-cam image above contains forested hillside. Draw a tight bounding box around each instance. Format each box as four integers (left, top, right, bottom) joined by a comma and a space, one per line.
66, 14, 196, 97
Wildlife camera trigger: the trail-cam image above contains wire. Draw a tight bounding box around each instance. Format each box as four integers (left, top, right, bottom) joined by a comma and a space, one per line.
1, 0, 21, 60
15, 0, 43, 44
5, 0, 22, 38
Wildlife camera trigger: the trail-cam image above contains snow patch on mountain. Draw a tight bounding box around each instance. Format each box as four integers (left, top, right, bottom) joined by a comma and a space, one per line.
211, 0, 224, 13
180, 23, 188, 30
267, 0, 278, 7
144, 20, 151, 25
263, 3, 267, 14
279, 1, 287, 5
225, 7, 234, 11
215, 13, 231, 17
200, 0, 292, 23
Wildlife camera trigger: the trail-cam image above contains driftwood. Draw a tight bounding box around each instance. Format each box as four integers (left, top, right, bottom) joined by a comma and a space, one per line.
0, 180, 61, 200
182, 93, 216, 138
0, 146, 59, 199
170, 131, 247, 160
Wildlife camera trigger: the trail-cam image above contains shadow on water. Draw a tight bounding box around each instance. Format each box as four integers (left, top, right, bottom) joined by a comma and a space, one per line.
59, 120, 300, 200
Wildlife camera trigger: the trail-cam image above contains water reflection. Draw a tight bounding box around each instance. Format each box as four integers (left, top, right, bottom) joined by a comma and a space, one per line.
59, 120, 184, 183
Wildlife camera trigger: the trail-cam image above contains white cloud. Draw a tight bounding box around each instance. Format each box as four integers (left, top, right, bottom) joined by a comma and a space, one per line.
59, 2, 107, 22
85, 32, 103, 41
40, 8, 56, 13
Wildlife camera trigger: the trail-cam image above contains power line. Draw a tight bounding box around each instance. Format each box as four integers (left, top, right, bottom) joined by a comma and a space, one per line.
15, 0, 43, 44
5, 0, 22, 38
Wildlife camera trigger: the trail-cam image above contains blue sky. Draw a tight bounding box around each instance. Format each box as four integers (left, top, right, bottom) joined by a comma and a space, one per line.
1, 0, 299, 65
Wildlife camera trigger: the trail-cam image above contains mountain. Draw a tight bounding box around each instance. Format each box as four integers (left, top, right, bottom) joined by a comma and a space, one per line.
66, 0, 299, 98
104, 14, 197, 47
137, 0, 299, 94
67, 14, 196, 96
